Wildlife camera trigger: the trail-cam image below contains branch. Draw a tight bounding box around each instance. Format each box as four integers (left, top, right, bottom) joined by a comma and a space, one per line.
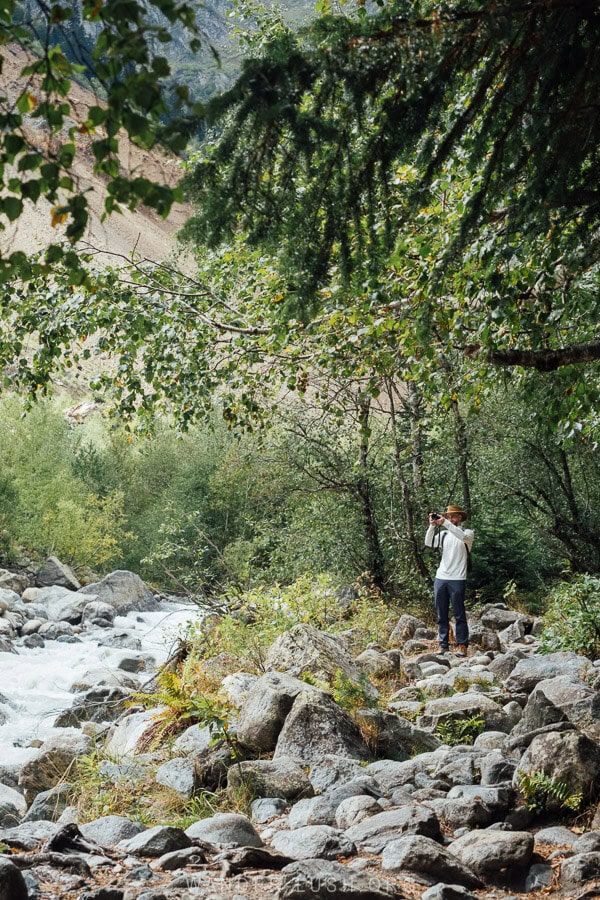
479, 340, 600, 371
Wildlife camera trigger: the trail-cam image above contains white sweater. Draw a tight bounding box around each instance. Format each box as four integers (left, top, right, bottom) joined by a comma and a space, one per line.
425, 520, 474, 581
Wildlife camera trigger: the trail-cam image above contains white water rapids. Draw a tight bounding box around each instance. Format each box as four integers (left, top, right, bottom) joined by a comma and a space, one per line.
0, 600, 203, 768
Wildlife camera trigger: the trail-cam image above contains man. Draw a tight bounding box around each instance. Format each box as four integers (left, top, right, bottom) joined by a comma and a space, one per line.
425, 505, 474, 656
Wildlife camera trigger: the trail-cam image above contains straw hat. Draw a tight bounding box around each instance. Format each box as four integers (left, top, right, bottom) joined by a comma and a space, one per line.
442, 505, 468, 521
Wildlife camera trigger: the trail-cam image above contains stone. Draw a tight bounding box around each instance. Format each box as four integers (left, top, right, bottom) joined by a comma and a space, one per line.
0, 859, 28, 900
185, 812, 263, 848
355, 649, 397, 677
514, 730, 600, 806
308, 756, 366, 794
421, 887, 477, 900
288, 780, 378, 829
36, 556, 81, 590
335, 795, 381, 830
236, 672, 319, 752
219, 671, 259, 708
513, 674, 600, 743
0, 570, 29, 594
251, 798, 288, 823
118, 825, 191, 857
278, 858, 401, 899
172, 722, 212, 755
21, 783, 72, 822
504, 652, 590, 693
0, 802, 20, 827
0, 820, 58, 850
0, 783, 26, 817
32, 585, 91, 622
345, 805, 441, 853
18, 733, 92, 803
155, 757, 197, 799
0, 588, 20, 611
227, 757, 313, 801
561, 852, 600, 885
274, 690, 371, 764
271, 824, 355, 860
381, 835, 482, 888
265, 624, 373, 692
479, 750, 517, 785
104, 708, 163, 758
525, 862, 553, 891
389, 614, 425, 645
150, 845, 207, 871
533, 825, 578, 849
54, 686, 130, 727
81, 601, 116, 624
448, 829, 534, 876
353, 710, 441, 760
574, 832, 600, 854
80, 815, 146, 848
78, 570, 159, 613
480, 606, 527, 630
419, 692, 510, 733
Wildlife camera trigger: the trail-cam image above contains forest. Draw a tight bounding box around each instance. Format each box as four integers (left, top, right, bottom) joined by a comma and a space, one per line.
0, 0, 599, 639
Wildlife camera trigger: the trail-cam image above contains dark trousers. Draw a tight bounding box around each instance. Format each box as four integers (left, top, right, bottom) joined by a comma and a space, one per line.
434, 578, 469, 647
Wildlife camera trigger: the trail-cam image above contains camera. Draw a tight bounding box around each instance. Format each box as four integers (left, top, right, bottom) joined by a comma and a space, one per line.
429, 512, 442, 521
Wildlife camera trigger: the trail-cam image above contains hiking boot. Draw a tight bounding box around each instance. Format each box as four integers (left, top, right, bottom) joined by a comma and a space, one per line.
438, 644, 449, 654
455, 644, 468, 657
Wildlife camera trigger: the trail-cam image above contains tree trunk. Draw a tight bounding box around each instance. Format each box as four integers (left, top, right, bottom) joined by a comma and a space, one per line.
356, 397, 388, 591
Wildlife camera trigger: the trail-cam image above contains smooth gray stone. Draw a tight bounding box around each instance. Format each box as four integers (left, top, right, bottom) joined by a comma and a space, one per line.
272, 824, 355, 861
345, 805, 441, 853
0, 859, 28, 900
80, 815, 146, 848
118, 824, 191, 857
278, 858, 401, 899
561, 852, 600, 885
381, 834, 482, 888
185, 812, 263, 848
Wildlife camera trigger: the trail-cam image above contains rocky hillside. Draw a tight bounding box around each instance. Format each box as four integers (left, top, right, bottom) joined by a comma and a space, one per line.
1, 560, 600, 898
1, 43, 190, 267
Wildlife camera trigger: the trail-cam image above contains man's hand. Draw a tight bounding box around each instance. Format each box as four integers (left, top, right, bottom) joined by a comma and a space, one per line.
429, 514, 444, 526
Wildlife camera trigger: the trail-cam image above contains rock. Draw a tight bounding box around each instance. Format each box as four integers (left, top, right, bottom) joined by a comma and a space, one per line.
335, 795, 381, 830
479, 750, 517, 785
278, 858, 401, 899
265, 624, 372, 691
192, 739, 238, 792
480, 606, 528, 630
0, 819, 58, 850
466, 626, 501, 652
172, 722, 212, 755
514, 730, 600, 806
54, 686, 130, 727
365, 753, 441, 794
251, 798, 288, 823
118, 824, 191, 857
155, 757, 197, 799
533, 825, 578, 849
104, 708, 163, 757
21, 783, 72, 822
80, 815, 146, 848
419, 692, 510, 733
32, 585, 91, 622
0, 802, 20, 827
498, 620, 526, 645
220, 671, 259, 708
574, 832, 600, 853
0, 570, 29, 594
78, 570, 159, 613
0, 859, 29, 900
381, 835, 482, 888
228, 756, 313, 801
525, 862, 553, 891
36, 556, 81, 590
513, 674, 600, 743
355, 648, 397, 677
274, 690, 371, 763
353, 710, 441, 760
185, 812, 263, 848
345, 805, 441, 853
81, 601, 116, 624
18, 733, 92, 803
0, 588, 20, 611
504, 652, 590, 693
561, 852, 600, 885
421, 887, 477, 900
236, 672, 319, 752
150, 845, 207, 871
308, 756, 366, 794
448, 829, 534, 877
271, 824, 355, 860
389, 614, 425, 645
0, 783, 26, 818
288, 780, 378, 829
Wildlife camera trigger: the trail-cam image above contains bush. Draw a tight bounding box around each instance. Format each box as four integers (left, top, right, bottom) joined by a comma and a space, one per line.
540, 574, 600, 657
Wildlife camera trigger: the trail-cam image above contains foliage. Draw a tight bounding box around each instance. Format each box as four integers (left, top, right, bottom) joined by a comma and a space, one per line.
130, 654, 233, 748
332, 669, 378, 713
197, 573, 395, 674
540, 575, 600, 658
435, 713, 485, 746
517, 770, 583, 816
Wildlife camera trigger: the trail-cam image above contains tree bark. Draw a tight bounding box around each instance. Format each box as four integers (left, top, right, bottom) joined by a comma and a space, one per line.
483, 340, 600, 371
356, 397, 388, 591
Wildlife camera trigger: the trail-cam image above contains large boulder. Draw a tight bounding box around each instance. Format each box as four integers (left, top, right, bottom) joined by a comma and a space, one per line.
382, 835, 482, 888
36, 557, 81, 591
271, 825, 355, 860
448, 829, 534, 878
278, 859, 401, 899
0, 859, 28, 900
504, 652, 590, 694
480, 605, 529, 630
236, 672, 319, 752
354, 710, 441, 760
185, 812, 263, 848
104, 708, 163, 758
31, 585, 91, 623
54, 686, 130, 727
418, 692, 510, 733
514, 730, 600, 807
18, 733, 92, 804
80, 815, 145, 848
118, 824, 191, 857
265, 624, 372, 691
227, 756, 313, 801
78, 570, 159, 613
344, 805, 441, 853
512, 674, 600, 743
274, 690, 371, 764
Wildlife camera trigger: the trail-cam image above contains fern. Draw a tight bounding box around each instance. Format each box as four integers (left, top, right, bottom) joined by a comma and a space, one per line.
518, 770, 583, 814
435, 713, 485, 746
332, 670, 378, 713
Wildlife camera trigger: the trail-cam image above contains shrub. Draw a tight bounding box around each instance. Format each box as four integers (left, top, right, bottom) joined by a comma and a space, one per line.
540, 575, 600, 657
517, 770, 583, 815
435, 713, 485, 746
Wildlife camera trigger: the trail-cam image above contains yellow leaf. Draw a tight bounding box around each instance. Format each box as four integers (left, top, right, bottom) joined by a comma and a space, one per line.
51, 206, 69, 227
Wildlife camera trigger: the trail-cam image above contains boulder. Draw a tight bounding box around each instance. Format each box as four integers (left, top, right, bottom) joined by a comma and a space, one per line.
288, 780, 379, 829
251, 798, 288, 823
513, 674, 600, 743
0, 588, 20, 611
271, 824, 355, 860
78, 570, 159, 613
514, 730, 600, 806
227, 757, 313, 801
308, 756, 366, 794
335, 795, 381, 830
480, 605, 528, 630
381, 835, 482, 888
448, 829, 534, 877
389, 614, 425, 645
237, 672, 319, 752
0, 820, 58, 850
36, 556, 81, 590
220, 671, 259, 708
172, 723, 212, 756
0, 783, 26, 818
418, 692, 510, 733
33, 585, 91, 623
54, 686, 130, 727
155, 757, 197, 799
504, 652, 590, 694
345, 805, 441, 853
81, 601, 116, 625
104, 708, 163, 758
0, 570, 29, 595
185, 812, 263, 848
21, 783, 72, 822
278, 859, 401, 899
353, 710, 441, 760
265, 624, 372, 691
118, 824, 191, 857
18, 733, 92, 803
80, 815, 145, 848
561, 852, 600, 886
355, 648, 397, 677
274, 690, 371, 764
0, 859, 28, 900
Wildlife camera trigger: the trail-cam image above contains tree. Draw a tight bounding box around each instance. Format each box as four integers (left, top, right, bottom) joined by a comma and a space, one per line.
182, 0, 600, 371
0, 0, 203, 283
